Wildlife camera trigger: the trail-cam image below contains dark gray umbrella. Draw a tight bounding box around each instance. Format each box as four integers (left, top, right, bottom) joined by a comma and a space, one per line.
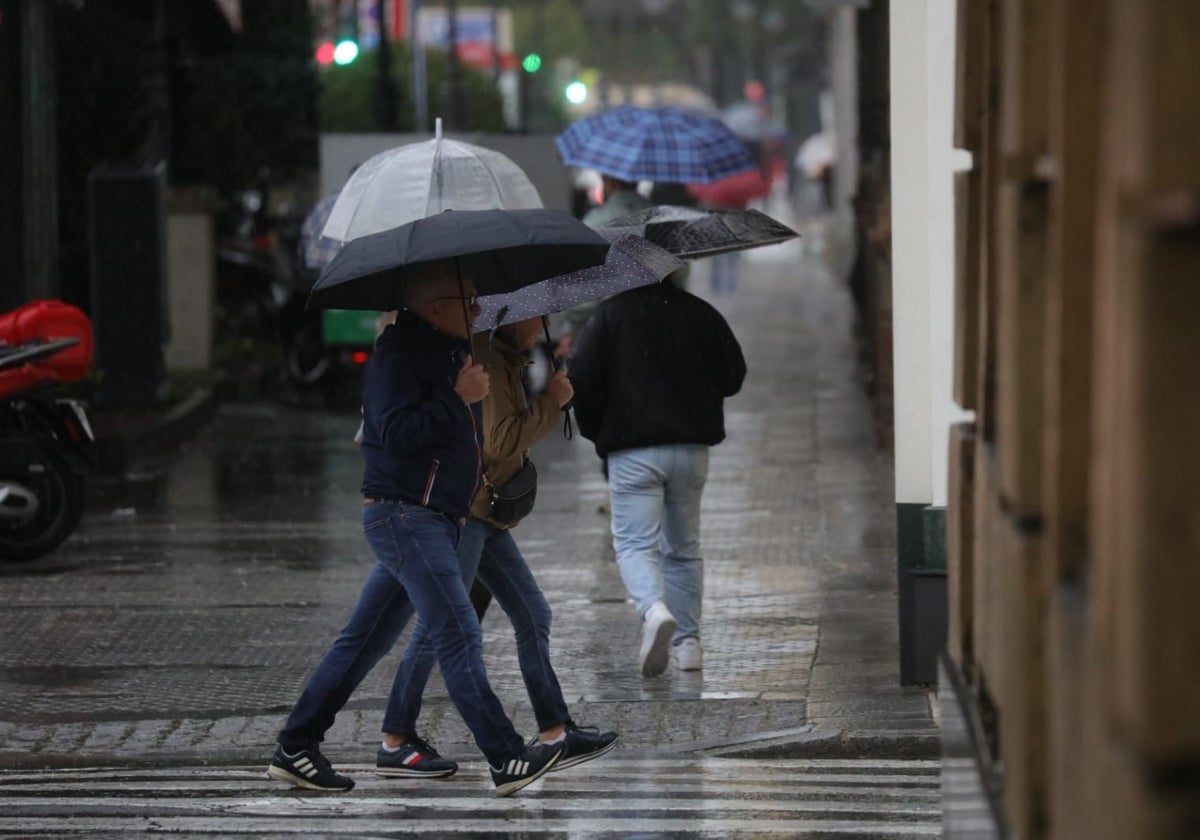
308, 208, 611, 311
598, 205, 799, 259
474, 235, 683, 331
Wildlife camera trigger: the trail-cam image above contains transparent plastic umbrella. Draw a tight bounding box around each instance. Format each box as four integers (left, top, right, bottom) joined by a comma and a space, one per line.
321, 119, 543, 244
300, 193, 341, 270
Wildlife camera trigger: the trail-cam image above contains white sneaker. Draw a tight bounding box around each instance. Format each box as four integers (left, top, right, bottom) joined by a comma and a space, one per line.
639, 601, 677, 677
674, 637, 703, 671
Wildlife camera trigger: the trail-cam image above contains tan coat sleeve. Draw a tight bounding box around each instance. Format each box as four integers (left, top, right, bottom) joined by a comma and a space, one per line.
470, 341, 561, 523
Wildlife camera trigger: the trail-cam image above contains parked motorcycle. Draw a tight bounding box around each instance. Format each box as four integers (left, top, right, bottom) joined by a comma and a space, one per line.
217, 187, 369, 396
0, 301, 95, 562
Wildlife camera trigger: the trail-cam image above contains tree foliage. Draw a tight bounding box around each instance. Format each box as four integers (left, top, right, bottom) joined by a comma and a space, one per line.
318, 43, 506, 134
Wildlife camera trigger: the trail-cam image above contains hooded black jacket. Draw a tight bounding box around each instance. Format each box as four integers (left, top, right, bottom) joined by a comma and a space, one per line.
360, 309, 482, 519
569, 282, 746, 458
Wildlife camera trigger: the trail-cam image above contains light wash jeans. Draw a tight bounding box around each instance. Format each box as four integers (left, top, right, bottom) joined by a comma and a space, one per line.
384, 517, 572, 738
607, 445, 709, 642
709, 251, 741, 292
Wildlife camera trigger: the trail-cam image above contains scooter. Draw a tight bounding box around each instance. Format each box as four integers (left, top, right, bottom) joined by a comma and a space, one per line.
218, 189, 367, 395
0, 302, 95, 562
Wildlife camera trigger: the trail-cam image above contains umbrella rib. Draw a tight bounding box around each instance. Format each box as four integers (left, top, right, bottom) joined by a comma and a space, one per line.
429, 137, 445, 216
479, 150, 509, 209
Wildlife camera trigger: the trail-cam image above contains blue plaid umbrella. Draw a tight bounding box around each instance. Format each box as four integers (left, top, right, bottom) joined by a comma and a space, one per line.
555, 106, 756, 185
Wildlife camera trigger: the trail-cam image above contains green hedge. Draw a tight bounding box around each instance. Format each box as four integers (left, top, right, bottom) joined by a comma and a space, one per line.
320, 44, 506, 133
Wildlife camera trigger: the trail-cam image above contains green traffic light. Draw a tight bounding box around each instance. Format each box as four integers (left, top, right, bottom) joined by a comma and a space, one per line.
522, 53, 542, 73
334, 39, 359, 65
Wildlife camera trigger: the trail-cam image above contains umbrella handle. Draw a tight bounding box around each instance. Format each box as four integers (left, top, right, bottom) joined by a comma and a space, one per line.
455, 257, 474, 363
541, 315, 574, 441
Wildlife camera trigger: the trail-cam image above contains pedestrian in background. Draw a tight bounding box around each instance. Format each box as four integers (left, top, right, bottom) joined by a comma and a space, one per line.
567, 279, 746, 677
268, 262, 564, 797
687, 142, 771, 293
556, 175, 690, 360
378, 316, 618, 779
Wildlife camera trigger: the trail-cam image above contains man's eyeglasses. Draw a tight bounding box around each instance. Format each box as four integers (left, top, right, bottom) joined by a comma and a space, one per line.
431, 294, 479, 307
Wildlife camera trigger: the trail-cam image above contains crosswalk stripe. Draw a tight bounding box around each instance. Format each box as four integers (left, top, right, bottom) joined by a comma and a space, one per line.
0, 759, 943, 836
1, 796, 941, 815
0, 817, 944, 836
0, 758, 942, 780
0, 781, 941, 799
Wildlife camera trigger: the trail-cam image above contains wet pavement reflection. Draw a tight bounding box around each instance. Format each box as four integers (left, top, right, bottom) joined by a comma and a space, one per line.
0, 219, 941, 836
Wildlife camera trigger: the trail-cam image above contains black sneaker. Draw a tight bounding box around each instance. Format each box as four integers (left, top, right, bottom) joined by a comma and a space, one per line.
267, 745, 355, 791
553, 724, 619, 771
489, 741, 563, 797
376, 736, 458, 779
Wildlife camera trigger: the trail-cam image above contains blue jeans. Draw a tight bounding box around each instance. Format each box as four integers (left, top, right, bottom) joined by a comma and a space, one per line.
710, 252, 740, 292
277, 502, 524, 764
384, 517, 572, 737
607, 445, 709, 641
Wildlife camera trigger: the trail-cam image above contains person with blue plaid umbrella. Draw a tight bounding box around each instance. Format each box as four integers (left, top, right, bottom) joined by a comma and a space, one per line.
552, 106, 749, 357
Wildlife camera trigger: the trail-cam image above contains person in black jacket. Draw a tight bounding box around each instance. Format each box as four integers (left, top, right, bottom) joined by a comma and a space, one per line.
268, 261, 564, 798
569, 280, 746, 677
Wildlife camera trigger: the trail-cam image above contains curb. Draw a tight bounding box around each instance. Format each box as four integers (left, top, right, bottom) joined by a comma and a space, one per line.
679, 726, 941, 761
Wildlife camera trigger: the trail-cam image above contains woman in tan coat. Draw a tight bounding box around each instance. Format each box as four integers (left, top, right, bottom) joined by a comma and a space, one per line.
374, 317, 619, 780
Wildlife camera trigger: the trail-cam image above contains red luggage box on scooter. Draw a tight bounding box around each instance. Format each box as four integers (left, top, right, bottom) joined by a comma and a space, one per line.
0, 301, 94, 395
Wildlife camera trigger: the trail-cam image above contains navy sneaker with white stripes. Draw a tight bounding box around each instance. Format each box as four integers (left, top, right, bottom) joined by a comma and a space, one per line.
267, 746, 354, 791
489, 741, 563, 797
376, 736, 458, 778
552, 724, 619, 770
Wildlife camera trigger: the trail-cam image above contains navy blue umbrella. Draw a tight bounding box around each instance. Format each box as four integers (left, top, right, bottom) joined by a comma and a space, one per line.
556, 106, 757, 185
307, 208, 610, 312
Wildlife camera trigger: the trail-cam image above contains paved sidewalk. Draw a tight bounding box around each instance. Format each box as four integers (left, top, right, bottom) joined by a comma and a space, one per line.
0, 215, 935, 773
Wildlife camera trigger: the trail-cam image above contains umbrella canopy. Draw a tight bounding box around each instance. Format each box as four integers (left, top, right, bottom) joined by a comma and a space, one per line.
300, 193, 342, 270
555, 106, 757, 185
598, 205, 799, 260
308, 208, 610, 311
474, 235, 683, 332
321, 123, 543, 245
685, 168, 772, 210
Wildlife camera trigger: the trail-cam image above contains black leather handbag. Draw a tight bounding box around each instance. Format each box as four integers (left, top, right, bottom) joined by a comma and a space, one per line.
486, 458, 538, 526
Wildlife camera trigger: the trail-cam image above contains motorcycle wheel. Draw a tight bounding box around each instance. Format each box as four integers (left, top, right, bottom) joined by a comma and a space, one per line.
0, 444, 85, 562
285, 321, 333, 387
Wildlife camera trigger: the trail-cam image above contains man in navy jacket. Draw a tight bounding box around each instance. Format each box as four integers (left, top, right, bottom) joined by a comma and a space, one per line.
269, 262, 564, 797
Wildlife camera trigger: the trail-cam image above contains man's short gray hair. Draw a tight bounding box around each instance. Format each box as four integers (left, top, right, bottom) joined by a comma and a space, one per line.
401, 261, 457, 311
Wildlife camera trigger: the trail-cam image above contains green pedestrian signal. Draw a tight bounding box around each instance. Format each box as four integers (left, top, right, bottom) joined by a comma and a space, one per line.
522, 53, 542, 73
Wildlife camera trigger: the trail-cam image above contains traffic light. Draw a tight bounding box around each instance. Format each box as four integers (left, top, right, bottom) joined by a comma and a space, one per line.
330, 2, 358, 66
521, 52, 542, 74
333, 39, 359, 65
316, 41, 336, 65
564, 80, 588, 105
